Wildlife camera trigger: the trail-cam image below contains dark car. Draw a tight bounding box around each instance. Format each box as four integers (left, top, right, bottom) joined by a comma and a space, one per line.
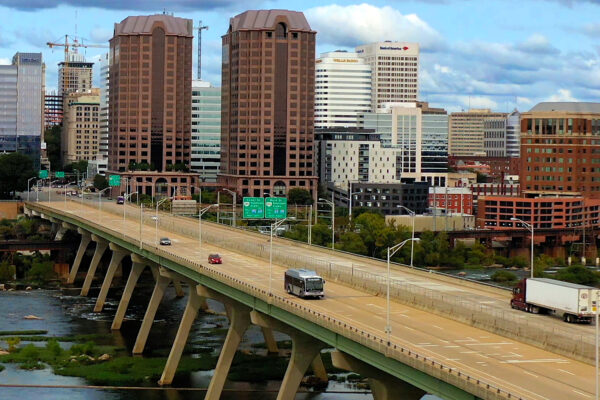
116, 196, 124, 204
208, 254, 222, 264
159, 237, 171, 246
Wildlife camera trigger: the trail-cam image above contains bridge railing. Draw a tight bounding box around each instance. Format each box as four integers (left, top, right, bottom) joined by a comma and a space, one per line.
38, 200, 597, 364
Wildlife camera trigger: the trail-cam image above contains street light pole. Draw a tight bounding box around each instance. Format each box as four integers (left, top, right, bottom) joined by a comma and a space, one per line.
27, 177, 36, 202
270, 218, 288, 296
155, 197, 171, 245
222, 188, 237, 228
386, 238, 420, 345
308, 204, 312, 246
319, 196, 335, 250
511, 217, 534, 279
398, 205, 416, 268
198, 203, 218, 248
98, 187, 111, 215
48, 180, 60, 202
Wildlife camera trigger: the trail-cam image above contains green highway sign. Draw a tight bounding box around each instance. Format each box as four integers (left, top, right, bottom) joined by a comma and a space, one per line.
242, 197, 264, 219
265, 197, 287, 219
39, 170, 48, 179
109, 175, 121, 186
55, 171, 65, 178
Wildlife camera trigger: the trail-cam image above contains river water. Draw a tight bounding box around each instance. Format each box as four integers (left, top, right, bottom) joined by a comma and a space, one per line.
0, 288, 440, 400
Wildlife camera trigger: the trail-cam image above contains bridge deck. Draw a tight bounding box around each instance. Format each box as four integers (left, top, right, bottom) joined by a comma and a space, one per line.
30, 201, 596, 400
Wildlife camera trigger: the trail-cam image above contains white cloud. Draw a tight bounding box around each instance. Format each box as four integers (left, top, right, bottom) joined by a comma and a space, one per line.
89, 27, 112, 44
515, 34, 559, 55
546, 89, 578, 102
306, 3, 443, 50
0, 58, 10, 65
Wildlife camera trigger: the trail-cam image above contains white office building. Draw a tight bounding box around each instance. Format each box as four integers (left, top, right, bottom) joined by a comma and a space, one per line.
314, 51, 371, 129
191, 80, 221, 182
359, 102, 448, 186
355, 41, 419, 111
506, 109, 521, 158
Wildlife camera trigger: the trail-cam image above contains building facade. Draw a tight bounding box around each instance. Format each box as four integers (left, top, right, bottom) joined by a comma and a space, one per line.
352, 181, 430, 216
520, 102, 600, 198
191, 80, 221, 182
98, 52, 110, 160
449, 109, 507, 157
314, 51, 371, 129
429, 186, 473, 215
58, 51, 93, 96
219, 10, 318, 199
359, 102, 449, 186
0, 52, 44, 169
61, 90, 100, 163
44, 92, 63, 129
483, 118, 506, 157
108, 14, 197, 197
355, 41, 419, 110
506, 109, 521, 158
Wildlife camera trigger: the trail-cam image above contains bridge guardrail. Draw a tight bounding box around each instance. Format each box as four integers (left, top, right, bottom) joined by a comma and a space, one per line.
35, 199, 596, 365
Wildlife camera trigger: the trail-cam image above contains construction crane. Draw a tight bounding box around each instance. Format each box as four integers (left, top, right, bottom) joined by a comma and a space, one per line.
194, 21, 208, 80
47, 35, 109, 94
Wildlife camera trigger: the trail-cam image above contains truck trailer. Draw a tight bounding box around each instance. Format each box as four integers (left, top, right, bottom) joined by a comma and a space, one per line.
511, 278, 600, 323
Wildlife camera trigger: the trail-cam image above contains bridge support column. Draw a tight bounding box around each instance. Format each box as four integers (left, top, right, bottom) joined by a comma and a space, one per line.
173, 280, 185, 298
54, 225, 68, 241
94, 244, 130, 312
250, 310, 327, 400
81, 235, 108, 296
112, 255, 151, 330
158, 288, 204, 386
261, 327, 279, 354
331, 351, 425, 400
67, 229, 91, 284
132, 272, 170, 354
194, 286, 251, 398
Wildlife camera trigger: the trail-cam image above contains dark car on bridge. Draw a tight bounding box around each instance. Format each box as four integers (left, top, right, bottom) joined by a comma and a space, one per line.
159, 238, 171, 246
208, 254, 222, 264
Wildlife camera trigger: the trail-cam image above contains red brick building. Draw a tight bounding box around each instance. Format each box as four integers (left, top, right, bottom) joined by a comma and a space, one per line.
219, 10, 318, 200
520, 102, 600, 198
449, 156, 520, 181
108, 15, 198, 197
429, 187, 474, 215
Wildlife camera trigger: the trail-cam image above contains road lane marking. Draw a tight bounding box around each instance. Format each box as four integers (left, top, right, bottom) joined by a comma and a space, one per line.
523, 371, 539, 378
502, 359, 568, 364
573, 390, 591, 398
557, 369, 575, 376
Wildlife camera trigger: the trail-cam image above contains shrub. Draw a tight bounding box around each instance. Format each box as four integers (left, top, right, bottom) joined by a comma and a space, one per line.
26, 261, 56, 282
0, 262, 16, 281
491, 270, 518, 283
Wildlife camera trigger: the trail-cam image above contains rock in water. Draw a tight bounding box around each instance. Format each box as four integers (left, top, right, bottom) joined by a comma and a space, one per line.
23, 315, 43, 320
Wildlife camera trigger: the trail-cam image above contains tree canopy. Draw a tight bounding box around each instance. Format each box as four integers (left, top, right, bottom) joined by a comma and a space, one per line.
287, 188, 313, 205
0, 152, 35, 199
93, 174, 109, 191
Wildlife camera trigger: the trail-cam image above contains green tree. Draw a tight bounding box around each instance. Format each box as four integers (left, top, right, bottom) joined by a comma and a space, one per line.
311, 224, 332, 247
44, 125, 61, 169
338, 232, 367, 255
0, 152, 36, 198
93, 174, 109, 191
554, 265, 599, 286
64, 160, 88, 175
27, 260, 56, 282
491, 270, 518, 283
287, 188, 313, 205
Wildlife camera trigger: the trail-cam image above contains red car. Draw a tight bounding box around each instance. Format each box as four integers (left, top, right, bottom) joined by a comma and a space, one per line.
208, 254, 222, 264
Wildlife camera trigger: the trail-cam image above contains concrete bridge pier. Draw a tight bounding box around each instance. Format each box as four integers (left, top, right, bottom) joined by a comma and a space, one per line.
112, 255, 156, 330
67, 229, 91, 284
94, 243, 130, 312
331, 351, 426, 400
250, 310, 327, 400
132, 269, 171, 354
81, 235, 108, 296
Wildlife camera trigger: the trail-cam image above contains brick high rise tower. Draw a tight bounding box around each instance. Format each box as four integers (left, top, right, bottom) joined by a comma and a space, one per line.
219, 10, 318, 200
108, 15, 197, 197
109, 14, 193, 174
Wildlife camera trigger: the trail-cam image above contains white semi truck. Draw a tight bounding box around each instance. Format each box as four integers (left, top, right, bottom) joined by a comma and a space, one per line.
511, 278, 600, 323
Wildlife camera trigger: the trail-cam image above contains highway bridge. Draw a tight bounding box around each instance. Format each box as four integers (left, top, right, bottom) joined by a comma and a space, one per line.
24, 200, 597, 400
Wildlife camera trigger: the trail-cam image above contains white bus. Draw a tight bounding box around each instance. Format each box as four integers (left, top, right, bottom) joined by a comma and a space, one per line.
284, 269, 325, 299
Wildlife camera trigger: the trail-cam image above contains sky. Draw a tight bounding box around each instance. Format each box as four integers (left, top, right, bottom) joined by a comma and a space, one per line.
0, 0, 599, 112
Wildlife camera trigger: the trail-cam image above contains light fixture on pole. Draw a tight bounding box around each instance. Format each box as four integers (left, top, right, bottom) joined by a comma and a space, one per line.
155, 197, 172, 245
269, 217, 288, 296
198, 203, 218, 248
511, 217, 534, 279
398, 205, 416, 268
318, 196, 335, 250
27, 177, 36, 202
222, 188, 237, 228
386, 238, 420, 345
97, 187, 111, 214
48, 180, 60, 202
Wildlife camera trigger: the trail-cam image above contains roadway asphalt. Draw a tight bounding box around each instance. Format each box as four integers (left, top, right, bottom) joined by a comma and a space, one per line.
40, 200, 597, 400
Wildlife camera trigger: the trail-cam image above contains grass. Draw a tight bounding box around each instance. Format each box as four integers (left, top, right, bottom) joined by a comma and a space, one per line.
228, 352, 289, 382
0, 330, 48, 336
0, 333, 109, 344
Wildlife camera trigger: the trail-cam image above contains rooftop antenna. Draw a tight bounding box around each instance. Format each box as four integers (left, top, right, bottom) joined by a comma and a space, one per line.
195, 20, 209, 80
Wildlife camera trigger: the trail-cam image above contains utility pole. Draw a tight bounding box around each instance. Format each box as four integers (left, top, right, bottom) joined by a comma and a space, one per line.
195, 21, 209, 80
